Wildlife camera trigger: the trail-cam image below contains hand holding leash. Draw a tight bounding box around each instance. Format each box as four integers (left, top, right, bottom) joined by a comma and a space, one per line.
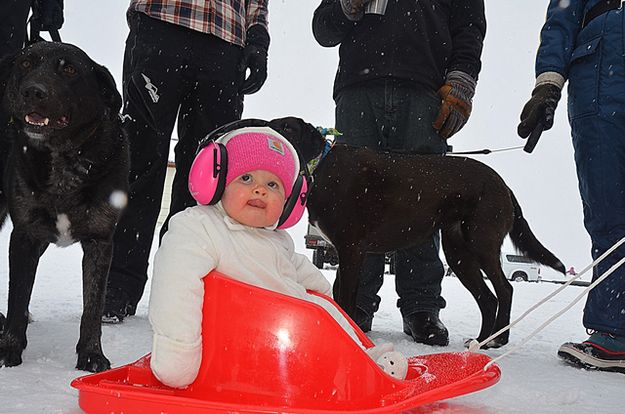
518, 83, 561, 152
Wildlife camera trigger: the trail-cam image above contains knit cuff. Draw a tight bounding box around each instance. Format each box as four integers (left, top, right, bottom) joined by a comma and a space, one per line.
446, 70, 477, 102
535, 71, 565, 89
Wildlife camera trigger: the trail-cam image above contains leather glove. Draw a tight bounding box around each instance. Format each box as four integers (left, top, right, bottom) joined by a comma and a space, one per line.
433, 70, 476, 139
340, 0, 372, 21
239, 25, 270, 95
517, 83, 562, 138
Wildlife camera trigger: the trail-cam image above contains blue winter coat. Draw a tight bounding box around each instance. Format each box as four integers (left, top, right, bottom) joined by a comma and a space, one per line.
536, 0, 625, 119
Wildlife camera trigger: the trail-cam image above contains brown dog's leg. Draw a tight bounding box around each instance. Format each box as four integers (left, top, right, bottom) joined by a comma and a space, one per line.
76, 239, 112, 372
333, 247, 366, 319
480, 254, 513, 348
442, 230, 498, 345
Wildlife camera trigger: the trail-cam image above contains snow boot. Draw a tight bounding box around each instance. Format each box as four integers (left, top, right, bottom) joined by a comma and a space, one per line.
102, 287, 137, 324
403, 311, 449, 346
558, 332, 625, 374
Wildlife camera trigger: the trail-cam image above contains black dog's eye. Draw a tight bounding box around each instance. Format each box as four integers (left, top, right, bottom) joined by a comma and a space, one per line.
20, 59, 32, 70
62, 64, 77, 76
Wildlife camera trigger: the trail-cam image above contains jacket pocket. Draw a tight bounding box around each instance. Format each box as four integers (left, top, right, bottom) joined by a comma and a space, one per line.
567, 37, 601, 119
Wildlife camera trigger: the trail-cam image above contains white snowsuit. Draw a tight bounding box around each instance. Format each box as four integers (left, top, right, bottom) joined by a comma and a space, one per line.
148, 203, 361, 388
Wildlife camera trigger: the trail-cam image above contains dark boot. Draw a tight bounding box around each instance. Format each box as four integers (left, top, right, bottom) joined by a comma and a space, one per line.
403, 311, 449, 346
102, 287, 137, 324
353, 308, 373, 333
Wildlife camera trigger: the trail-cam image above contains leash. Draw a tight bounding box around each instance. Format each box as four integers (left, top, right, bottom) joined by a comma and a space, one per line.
467, 236, 625, 370
448, 145, 526, 155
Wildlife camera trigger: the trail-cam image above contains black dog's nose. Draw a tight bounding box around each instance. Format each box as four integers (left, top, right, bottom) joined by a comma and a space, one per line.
22, 84, 48, 101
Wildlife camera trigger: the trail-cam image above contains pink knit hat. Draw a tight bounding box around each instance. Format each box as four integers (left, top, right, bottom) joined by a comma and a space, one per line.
222, 129, 299, 197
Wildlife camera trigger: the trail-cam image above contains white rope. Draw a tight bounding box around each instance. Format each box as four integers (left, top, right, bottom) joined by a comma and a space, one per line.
484, 255, 625, 370
467, 235, 625, 353
463, 236, 625, 370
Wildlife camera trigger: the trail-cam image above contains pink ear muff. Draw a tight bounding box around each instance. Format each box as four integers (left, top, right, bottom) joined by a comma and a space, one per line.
188, 141, 228, 205
277, 175, 309, 229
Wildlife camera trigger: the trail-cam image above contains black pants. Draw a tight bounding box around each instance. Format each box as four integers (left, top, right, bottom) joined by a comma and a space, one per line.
107, 13, 244, 305
335, 81, 447, 319
0, 1, 31, 169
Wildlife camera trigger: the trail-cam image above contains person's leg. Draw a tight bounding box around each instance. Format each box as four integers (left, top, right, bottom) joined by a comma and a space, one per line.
159, 34, 244, 237
385, 82, 449, 345
558, 113, 625, 372
0, 1, 30, 58
571, 113, 625, 337
334, 84, 388, 330
0, 1, 31, 167
104, 14, 186, 320
559, 28, 625, 368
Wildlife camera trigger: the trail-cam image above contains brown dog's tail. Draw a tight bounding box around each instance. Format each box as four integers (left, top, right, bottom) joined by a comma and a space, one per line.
508, 190, 566, 274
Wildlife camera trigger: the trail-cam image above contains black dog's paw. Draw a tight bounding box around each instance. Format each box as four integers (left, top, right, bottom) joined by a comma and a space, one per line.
0, 338, 24, 368
76, 351, 111, 372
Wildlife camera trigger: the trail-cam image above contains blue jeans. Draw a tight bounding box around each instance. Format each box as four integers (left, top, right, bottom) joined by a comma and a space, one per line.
568, 10, 625, 337
334, 81, 447, 318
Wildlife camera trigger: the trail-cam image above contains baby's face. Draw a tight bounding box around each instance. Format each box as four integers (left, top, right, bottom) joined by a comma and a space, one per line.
222, 170, 287, 228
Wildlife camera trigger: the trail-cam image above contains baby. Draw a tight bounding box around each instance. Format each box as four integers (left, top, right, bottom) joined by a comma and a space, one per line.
148, 125, 408, 388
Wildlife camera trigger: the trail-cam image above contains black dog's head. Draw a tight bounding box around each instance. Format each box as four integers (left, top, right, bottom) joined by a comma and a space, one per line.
268, 116, 326, 164
0, 42, 121, 151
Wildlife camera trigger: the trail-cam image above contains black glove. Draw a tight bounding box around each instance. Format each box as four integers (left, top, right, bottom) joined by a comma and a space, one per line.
517, 84, 561, 138
239, 25, 269, 95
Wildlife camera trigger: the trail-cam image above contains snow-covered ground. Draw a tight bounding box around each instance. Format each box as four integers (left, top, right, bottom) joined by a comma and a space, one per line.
0, 221, 623, 413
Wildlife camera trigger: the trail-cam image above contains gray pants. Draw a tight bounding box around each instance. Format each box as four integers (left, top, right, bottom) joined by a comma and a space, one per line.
335, 80, 447, 318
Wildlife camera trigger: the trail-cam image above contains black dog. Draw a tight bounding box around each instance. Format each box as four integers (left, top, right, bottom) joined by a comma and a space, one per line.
273, 117, 565, 348
0, 42, 129, 371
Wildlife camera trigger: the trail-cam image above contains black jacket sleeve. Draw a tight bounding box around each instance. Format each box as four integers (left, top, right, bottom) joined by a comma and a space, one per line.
448, 0, 486, 79
312, 0, 355, 47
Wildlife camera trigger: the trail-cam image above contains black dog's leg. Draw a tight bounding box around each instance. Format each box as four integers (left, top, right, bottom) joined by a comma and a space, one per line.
76, 238, 112, 372
480, 255, 513, 348
333, 247, 366, 319
442, 231, 498, 346
0, 230, 47, 367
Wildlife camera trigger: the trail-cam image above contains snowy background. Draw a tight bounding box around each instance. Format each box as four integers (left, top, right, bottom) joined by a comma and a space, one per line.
1, 1, 623, 413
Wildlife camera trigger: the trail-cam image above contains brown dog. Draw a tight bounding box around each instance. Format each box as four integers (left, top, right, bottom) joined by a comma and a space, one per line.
273, 116, 565, 348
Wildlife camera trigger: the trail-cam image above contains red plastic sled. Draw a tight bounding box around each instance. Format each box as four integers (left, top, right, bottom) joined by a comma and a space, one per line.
72, 271, 500, 413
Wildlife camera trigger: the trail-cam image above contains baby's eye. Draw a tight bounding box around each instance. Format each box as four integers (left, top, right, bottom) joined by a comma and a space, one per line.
240, 174, 252, 183
268, 181, 281, 190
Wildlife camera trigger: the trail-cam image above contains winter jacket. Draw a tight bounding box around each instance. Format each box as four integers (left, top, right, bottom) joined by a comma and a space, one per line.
535, 0, 604, 79
148, 204, 332, 388
534, 0, 623, 119
312, 0, 486, 97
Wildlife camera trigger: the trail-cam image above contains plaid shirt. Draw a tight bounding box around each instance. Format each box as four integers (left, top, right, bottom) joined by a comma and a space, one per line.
128, 0, 269, 47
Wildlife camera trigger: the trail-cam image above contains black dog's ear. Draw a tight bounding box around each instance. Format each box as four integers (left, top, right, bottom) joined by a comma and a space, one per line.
93, 63, 122, 114
268, 116, 326, 163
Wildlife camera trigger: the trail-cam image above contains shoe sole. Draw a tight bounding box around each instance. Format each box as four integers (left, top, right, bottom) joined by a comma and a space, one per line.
558, 348, 625, 374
